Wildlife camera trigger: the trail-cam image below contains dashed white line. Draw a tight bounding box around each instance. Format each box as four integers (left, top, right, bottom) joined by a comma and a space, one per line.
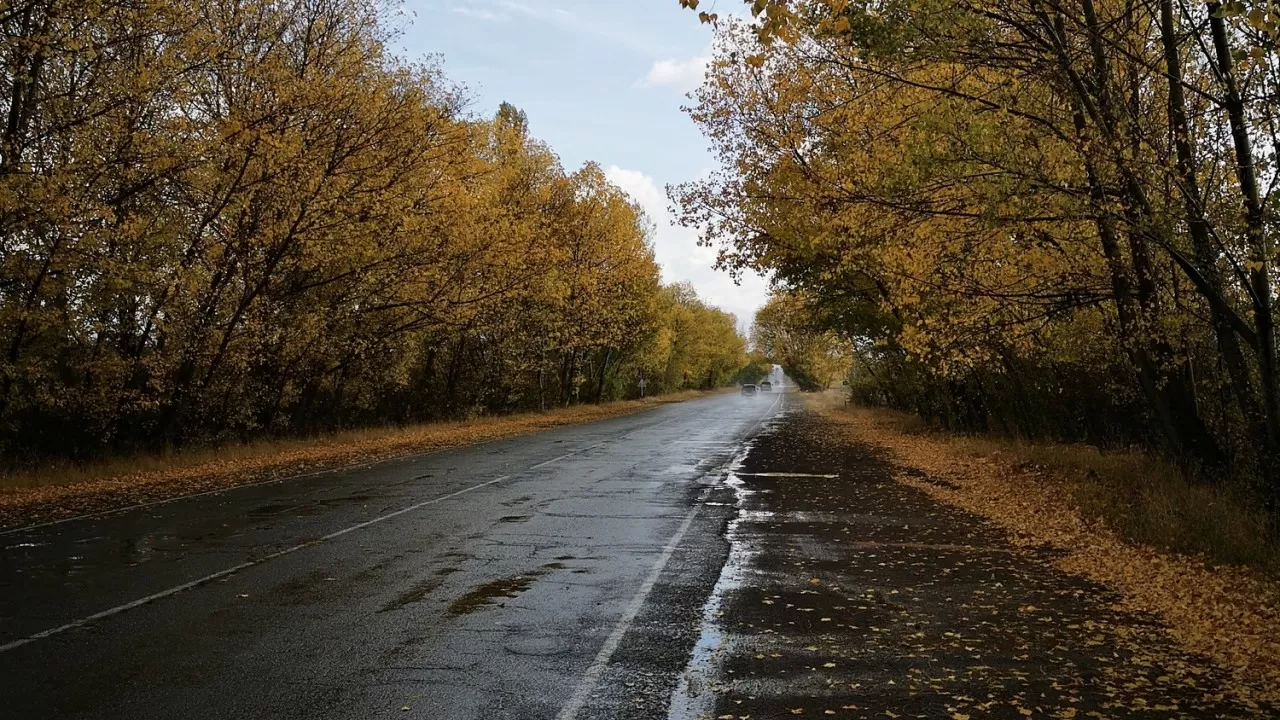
0, 414, 687, 654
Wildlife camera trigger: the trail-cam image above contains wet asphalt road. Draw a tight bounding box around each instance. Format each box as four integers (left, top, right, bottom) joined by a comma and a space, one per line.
4, 391, 1271, 719
673, 407, 1277, 719
0, 390, 784, 720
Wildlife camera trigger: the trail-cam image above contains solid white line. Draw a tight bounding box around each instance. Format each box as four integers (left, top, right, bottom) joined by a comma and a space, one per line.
554, 389, 783, 717
555, 390, 783, 716
0, 474, 513, 655
554, 495, 706, 720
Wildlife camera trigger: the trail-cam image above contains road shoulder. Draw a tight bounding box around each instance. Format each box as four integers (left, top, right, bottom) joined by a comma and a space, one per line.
671, 404, 1277, 719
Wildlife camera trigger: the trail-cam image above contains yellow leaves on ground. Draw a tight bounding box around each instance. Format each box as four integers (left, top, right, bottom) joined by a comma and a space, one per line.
811, 399, 1280, 705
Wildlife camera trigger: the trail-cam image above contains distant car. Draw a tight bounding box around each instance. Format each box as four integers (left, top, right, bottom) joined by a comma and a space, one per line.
741, 384, 758, 396
760, 381, 772, 392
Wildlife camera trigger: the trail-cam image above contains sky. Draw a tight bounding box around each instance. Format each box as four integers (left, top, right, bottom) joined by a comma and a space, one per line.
394, 0, 770, 330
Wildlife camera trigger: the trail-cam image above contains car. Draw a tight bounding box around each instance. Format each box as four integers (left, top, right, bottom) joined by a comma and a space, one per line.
740, 383, 758, 396
760, 381, 772, 392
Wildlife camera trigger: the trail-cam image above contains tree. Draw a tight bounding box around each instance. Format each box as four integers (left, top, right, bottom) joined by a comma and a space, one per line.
0, 0, 756, 462
673, 0, 1280, 508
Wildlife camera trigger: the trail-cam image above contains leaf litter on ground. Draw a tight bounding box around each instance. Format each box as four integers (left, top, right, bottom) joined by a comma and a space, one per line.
807, 396, 1280, 707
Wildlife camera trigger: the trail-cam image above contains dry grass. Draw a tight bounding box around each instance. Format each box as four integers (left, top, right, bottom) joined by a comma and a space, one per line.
811, 392, 1279, 574
0, 390, 712, 530
1004, 443, 1277, 572
807, 392, 1280, 703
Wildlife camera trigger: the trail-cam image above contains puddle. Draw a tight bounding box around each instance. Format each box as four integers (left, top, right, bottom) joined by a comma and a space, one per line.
379, 577, 444, 613
446, 562, 565, 616
498, 515, 530, 523
669, 451, 760, 719
447, 576, 536, 616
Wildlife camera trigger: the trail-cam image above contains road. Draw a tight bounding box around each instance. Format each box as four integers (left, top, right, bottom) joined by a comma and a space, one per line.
3, 388, 1272, 719
0, 390, 783, 720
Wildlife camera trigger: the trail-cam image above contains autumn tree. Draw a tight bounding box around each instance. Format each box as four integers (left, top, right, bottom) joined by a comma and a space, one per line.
675, 0, 1280, 509
0, 0, 753, 462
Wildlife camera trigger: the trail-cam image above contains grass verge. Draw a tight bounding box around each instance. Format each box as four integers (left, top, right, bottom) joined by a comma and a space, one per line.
816, 395, 1279, 574
0, 390, 713, 531
806, 392, 1280, 703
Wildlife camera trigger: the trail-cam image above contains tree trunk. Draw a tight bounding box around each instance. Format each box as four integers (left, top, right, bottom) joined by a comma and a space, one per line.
1208, 2, 1280, 509
595, 348, 611, 403
1160, 0, 1269, 473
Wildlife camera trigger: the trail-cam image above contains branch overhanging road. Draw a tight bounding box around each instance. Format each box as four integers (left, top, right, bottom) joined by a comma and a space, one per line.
1, 388, 1269, 719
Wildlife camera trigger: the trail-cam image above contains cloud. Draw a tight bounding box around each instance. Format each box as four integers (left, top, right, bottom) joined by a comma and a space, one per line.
605, 165, 768, 331
494, 0, 542, 17
450, 0, 673, 56
452, 5, 511, 21
637, 55, 709, 93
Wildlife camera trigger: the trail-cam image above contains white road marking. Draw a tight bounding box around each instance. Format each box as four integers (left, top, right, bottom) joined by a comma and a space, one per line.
557, 392, 785, 719
553, 494, 706, 720
2, 428, 628, 655
528, 451, 583, 470
0, 474, 515, 654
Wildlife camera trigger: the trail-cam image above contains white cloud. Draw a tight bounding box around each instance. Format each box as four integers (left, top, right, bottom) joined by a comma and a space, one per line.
452, 0, 670, 56
495, 0, 541, 17
637, 55, 709, 93
605, 165, 768, 331
452, 5, 511, 21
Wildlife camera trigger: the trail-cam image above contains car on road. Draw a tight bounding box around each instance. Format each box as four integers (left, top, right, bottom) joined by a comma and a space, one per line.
741, 384, 758, 396
760, 381, 772, 392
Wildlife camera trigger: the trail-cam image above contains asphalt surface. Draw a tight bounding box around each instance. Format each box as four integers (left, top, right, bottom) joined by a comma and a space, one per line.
0, 390, 784, 720
4, 390, 1272, 719
669, 407, 1277, 720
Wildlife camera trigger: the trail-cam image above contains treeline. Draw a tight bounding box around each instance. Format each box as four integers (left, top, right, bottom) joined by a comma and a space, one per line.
0, 0, 747, 462
751, 295, 849, 392
675, 1, 1280, 509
